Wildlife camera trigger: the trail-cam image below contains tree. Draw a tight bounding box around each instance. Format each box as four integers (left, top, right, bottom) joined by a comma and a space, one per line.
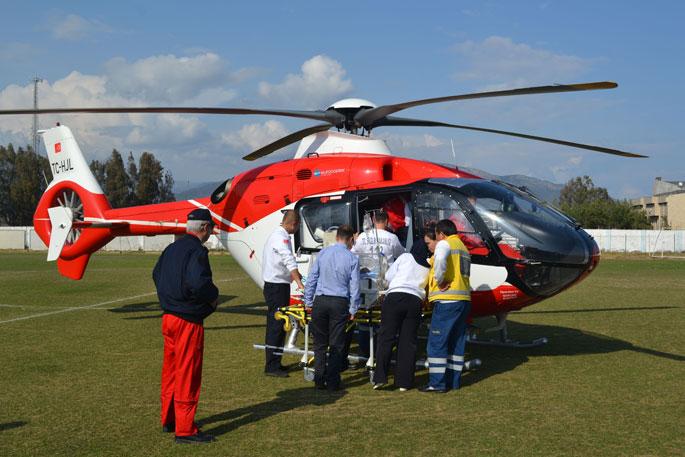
559, 176, 610, 207
103, 149, 132, 208
8, 146, 51, 225
559, 176, 650, 229
160, 170, 175, 203
126, 152, 139, 205
0, 144, 16, 224
89, 159, 106, 187
136, 152, 175, 204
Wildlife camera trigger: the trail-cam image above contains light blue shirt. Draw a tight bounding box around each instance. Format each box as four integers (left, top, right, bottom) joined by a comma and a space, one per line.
304, 243, 361, 315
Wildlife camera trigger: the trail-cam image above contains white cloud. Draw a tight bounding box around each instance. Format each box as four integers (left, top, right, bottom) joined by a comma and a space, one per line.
549, 154, 585, 182
258, 55, 353, 109
105, 53, 237, 104
378, 132, 446, 152
51, 14, 112, 41
454, 36, 590, 87
0, 52, 259, 156
221, 120, 289, 151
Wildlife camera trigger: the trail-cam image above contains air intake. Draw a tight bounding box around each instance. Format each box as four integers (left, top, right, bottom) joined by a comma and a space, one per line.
296, 169, 313, 180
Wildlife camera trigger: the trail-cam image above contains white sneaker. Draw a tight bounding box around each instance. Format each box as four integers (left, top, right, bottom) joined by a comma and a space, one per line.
399, 387, 408, 392
373, 383, 385, 390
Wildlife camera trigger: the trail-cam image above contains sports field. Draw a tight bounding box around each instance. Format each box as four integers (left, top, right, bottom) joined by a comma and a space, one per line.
0, 252, 683, 456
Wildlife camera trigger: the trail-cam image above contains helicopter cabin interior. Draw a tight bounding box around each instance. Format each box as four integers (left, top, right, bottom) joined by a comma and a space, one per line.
293, 184, 492, 259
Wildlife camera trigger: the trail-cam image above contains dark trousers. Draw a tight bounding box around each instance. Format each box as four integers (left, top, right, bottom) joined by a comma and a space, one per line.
374, 292, 422, 389
311, 295, 349, 388
263, 282, 290, 372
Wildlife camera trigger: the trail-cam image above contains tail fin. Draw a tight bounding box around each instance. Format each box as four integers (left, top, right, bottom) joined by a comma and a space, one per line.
33, 125, 114, 279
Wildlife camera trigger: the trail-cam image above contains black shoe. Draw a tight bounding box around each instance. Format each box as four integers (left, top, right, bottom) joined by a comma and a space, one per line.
265, 370, 289, 378
278, 364, 291, 372
327, 383, 344, 392
419, 385, 448, 393
164, 422, 200, 433
175, 432, 215, 444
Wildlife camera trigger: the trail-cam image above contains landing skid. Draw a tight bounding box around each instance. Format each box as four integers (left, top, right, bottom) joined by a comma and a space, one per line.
467, 312, 549, 348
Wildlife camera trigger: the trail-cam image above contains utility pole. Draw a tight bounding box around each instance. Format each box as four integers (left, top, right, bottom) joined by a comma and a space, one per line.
31, 76, 49, 188
31, 76, 43, 153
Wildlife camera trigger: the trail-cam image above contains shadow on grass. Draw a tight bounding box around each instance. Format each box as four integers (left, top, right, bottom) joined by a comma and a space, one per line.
515, 305, 679, 315
108, 295, 240, 320
205, 324, 265, 331
198, 386, 346, 437
0, 421, 27, 432
419, 319, 685, 389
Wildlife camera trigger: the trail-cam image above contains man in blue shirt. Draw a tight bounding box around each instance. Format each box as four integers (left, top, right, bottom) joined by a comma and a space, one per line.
304, 224, 360, 391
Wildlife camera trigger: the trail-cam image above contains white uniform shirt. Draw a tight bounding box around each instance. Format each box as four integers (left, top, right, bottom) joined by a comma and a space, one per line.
385, 253, 430, 300
351, 228, 405, 264
433, 239, 451, 284
262, 226, 298, 284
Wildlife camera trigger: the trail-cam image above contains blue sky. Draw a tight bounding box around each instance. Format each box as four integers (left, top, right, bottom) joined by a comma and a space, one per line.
1, 1, 683, 198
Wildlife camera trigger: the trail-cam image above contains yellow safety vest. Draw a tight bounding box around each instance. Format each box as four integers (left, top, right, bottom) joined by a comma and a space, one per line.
428, 235, 471, 302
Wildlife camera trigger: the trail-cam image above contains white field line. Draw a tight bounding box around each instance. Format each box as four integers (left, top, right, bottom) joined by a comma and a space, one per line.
0, 276, 244, 325
0, 304, 76, 310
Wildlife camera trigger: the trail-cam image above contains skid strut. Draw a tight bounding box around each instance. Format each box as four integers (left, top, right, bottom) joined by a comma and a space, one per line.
468, 312, 548, 348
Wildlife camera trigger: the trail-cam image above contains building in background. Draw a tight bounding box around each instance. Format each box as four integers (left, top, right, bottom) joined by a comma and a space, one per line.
631, 178, 685, 229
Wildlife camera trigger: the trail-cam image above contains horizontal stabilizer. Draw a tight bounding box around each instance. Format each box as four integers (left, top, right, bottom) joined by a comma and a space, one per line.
71, 221, 129, 229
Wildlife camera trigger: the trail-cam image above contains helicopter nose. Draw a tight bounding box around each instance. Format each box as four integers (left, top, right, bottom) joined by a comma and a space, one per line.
511, 228, 598, 297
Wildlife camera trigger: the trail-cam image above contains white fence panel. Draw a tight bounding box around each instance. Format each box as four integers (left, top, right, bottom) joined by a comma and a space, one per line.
585, 229, 685, 253
27, 228, 48, 250
0, 229, 25, 249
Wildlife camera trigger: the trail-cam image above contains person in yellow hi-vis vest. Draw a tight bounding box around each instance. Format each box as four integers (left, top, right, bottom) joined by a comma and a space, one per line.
420, 219, 471, 393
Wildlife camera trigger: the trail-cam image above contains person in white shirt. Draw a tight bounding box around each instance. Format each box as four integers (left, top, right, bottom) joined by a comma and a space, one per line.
351, 211, 405, 265
261, 210, 304, 377
372, 233, 432, 391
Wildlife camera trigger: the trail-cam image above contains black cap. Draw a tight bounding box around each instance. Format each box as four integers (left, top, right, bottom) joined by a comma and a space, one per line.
187, 208, 213, 223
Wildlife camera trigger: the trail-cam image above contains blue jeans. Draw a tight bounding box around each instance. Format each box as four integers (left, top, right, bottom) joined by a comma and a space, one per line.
426, 300, 471, 390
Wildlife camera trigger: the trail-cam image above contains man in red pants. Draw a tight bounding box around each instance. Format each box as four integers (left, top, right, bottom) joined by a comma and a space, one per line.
153, 208, 219, 444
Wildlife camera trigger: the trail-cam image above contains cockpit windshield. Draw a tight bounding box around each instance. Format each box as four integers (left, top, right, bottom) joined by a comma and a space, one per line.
429, 178, 591, 266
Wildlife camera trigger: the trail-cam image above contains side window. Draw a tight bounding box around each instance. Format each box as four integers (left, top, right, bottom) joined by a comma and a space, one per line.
414, 188, 488, 253
298, 200, 352, 250
415, 189, 476, 233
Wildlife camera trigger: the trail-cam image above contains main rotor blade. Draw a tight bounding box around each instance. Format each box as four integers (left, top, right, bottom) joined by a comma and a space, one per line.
375, 116, 647, 158
0, 106, 343, 125
242, 124, 332, 161
355, 81, 618, 128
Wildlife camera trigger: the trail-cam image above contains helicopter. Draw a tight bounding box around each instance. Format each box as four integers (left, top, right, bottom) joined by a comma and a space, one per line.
0, 80, 645, 351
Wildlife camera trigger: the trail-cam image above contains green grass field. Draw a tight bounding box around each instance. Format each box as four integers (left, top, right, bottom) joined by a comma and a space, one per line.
0, 252, 683, 456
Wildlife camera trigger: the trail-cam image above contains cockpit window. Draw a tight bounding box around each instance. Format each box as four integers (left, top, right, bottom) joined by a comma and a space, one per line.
210, 177, 234, 204
414, 188, 488, 253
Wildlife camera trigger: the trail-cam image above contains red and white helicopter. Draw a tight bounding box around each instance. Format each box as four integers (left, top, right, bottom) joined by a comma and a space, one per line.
1, 81, 644, 351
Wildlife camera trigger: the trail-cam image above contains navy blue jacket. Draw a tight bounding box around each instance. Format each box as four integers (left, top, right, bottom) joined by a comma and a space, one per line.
153, 234, 219, 323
